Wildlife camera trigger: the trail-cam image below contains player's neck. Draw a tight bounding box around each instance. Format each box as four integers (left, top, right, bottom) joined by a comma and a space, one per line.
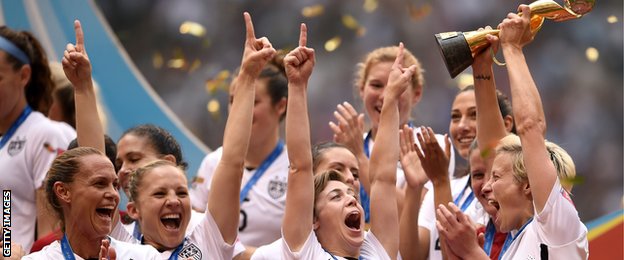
0, 99, 27, 134
64, 225, 106, 259
245, 131, 280, 168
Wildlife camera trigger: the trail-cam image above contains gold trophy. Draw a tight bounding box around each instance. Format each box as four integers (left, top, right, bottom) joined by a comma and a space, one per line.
435, 0, 595, 78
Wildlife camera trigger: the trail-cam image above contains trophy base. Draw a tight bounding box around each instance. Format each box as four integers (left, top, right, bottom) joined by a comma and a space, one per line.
435, 32, 474, 78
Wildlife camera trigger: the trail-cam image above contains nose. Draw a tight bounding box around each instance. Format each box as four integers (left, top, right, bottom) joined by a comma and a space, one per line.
165, 192, 182, 207
482, 177, 493, 196
346, 194, 357, 207
458, 116, 470, 131
105, 184, 120, 204
344, 171, 355, 186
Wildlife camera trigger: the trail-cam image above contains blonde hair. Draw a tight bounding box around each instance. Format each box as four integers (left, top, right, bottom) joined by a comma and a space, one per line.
496, 134, 576, 193
128, 160, 185, 202
354, 46, 425, 91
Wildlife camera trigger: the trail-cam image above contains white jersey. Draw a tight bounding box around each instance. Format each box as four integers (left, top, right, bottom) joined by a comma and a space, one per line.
364, 126, 455, 188
22, 237, 160, 259
251, 238, 282, 260
418, 174, 479, 260
112, 210, 235, 259
0, 111, 70, 252
501, 178, 588, 260
281, 230, 392, 260
190, 146, 289, 247
50, 120, 76, 145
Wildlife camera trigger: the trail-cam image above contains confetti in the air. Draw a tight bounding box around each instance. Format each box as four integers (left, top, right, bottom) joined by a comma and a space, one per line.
585, 47, 599, 62
324, 36, 342, 52
408, 3, 432, 20
207, 99, 220, 114
364, 0, 378, 13
152, 52, 163, 69
302, 5, 325, 18
607, 15, 618, 23
342, 15, 359, 29
205, 70, 231, 94
179, 21, 206, 37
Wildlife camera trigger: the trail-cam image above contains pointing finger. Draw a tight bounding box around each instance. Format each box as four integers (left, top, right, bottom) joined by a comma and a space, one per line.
244, 12, 256, 41
299, 23, 307, 47
74, 20, 85, 53
392, 42, 405, 69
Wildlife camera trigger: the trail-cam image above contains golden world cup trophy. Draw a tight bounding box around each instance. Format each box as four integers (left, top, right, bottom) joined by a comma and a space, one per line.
435, 0, 595, 78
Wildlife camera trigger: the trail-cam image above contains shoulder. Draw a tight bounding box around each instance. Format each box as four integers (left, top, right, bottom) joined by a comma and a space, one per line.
109, 237, 160, 258
23, 241, 61, 259
362, 231, 392, 260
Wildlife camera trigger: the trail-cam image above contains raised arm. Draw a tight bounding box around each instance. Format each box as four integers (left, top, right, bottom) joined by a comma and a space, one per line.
472, 28, 508, 159
62, 20, 104, 152
398, 125, 429, 260
368, 42, 416, 258
208, 12, 276, 244
499, 5, 554, 213
282, 23, 316, 251
413, 127, 453, 258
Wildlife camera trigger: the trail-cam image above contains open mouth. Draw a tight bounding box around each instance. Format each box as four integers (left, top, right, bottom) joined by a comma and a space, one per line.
95, 206, 115, 220
457, 136, 475, 145
344, 211, 361, 231
161, 213, 181, 230
488, 199, 500, 211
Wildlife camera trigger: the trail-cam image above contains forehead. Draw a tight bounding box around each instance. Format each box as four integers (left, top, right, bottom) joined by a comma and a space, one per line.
469, 149, 486, 167
322, 180, 353, 195
492, 152, 513, 173
143, 165, 188, 186
76, 154, 116, 179
366, 62, 393, 80
318, 147, 358, 167
452, 90, 476, 110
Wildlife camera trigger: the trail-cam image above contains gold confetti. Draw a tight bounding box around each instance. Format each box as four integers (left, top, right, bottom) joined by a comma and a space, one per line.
152, 52, 163, 69
324, 36, 342, 52
408, 3, 432, 20
561, 175, 585, 186
607, 15, 618, 23
302, 5, 324, 17
364, 0, 378, 13
456, 73, 474, 90
167, 58, 185, 69
207, 99, 220, 114
205, 70, 231, 94
179, 21, 206, 37
342, 15, 359, 29
188, 59, 201, 73
585, 47, 599, 62
356, 27, 367, 37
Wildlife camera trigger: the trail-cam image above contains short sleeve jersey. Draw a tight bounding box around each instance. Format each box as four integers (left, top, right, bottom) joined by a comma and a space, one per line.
418, 174, 479, 260
22, 237, 161, 259
0, 111, 70, 252
112, 210, 235, 259
189, 146, 289, 247
500, 178, 588, 260
281, 230, 392, 260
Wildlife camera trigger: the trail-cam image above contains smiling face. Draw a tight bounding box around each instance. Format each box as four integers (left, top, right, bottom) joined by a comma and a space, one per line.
314, 180, 365, 253
449, 90, 477, 159
314, 147, 361, 195
65, 154, 119, 237
469, 148, 498, 219
486, 152, 532, 233
116, 134, 162, 195
359, 61, 421, 135
128, 164, 191, 250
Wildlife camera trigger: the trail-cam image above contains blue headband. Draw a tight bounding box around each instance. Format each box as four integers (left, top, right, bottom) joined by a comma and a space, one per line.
0, 36, 30, 64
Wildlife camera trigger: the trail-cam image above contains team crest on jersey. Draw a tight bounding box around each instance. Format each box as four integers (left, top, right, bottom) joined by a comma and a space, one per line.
178, 242, 202, 260
7, 137, 26, 156
268, 179, 287, 199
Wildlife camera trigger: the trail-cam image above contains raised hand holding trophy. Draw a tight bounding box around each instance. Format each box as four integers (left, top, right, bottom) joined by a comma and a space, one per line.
435, 0, 595, 78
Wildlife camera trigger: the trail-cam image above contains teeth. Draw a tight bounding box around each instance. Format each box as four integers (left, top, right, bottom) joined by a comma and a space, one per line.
162, 213, 180, 219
